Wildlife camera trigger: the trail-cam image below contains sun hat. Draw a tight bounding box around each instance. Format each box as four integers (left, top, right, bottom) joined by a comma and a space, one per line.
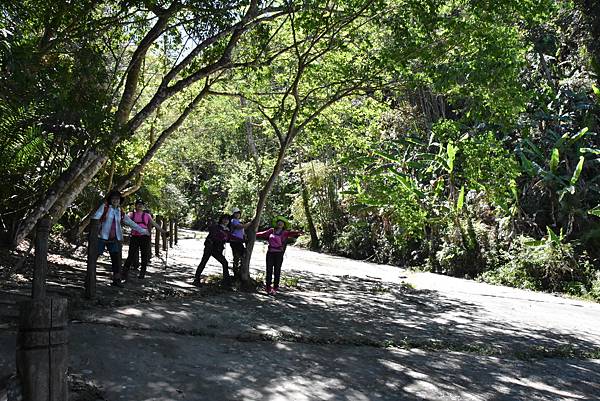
231, 207, 241, 214
271, 215, 290, 229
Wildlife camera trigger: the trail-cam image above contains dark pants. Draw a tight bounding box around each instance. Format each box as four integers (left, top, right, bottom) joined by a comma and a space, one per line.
124, 235, 151, 277
266, 251, 284, 288
230, 241, 245, 279
195, 242, 230, 280
97, 239, 122, 279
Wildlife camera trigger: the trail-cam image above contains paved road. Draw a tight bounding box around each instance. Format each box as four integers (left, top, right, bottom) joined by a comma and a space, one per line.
1, 231, 600, 400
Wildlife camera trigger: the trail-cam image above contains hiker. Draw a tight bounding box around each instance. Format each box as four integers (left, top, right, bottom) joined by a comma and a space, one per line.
193, 214, 231, 286
256, 216, 302, 295
123, 199, 169, 280
229, 207, 251, 280
92, 190, 149, 287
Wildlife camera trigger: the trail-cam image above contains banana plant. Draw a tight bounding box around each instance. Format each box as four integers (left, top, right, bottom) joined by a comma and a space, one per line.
518, 127, 592, 200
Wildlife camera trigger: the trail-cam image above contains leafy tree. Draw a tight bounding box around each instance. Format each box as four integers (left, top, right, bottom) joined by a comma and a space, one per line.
208, 0, 392, 284
5, 0, 291, 246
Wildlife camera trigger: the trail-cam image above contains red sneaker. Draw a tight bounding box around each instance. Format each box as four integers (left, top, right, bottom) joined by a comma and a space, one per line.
266, 285, 272, 294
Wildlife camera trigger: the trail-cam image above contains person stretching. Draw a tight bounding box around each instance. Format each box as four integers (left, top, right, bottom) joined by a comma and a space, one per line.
193, 214, 231, 286
256, 216, 302, 295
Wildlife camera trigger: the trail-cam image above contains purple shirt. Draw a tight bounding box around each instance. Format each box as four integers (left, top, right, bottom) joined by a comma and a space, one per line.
230, 218, 245, 240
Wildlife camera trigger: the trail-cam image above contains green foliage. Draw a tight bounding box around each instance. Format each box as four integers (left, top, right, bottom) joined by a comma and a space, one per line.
480, 235, 594, 295
590, 273, 600, 300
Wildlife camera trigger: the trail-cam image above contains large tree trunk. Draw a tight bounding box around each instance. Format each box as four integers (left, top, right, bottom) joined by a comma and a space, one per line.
12, 149, 104, 246
48, 154, 108, 221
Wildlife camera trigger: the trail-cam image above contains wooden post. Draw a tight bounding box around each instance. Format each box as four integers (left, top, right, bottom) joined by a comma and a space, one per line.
174, 220, 178, 245
32, 217, 51, 300
17, 297, 68, 401
155, 215, 161, 257
85, 219, 99, 299
162, 218, 168, 251
169, 220, 174, 248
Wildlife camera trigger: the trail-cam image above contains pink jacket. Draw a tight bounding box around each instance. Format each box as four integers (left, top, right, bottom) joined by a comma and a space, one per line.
256, 228, 302, 253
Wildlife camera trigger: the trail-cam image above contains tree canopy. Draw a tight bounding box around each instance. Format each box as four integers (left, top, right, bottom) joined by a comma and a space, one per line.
1, 0, 599, 298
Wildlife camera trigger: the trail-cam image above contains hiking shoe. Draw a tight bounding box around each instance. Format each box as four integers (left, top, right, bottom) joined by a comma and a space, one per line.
266, 285, 272, 295
272, 286, 279, 295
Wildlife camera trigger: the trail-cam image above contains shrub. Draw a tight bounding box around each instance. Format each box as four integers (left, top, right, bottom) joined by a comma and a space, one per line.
589, 273, 600, 301
479, 235, 587, 294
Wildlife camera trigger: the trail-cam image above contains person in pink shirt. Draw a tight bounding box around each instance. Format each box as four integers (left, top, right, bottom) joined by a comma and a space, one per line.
256, 216, 302, 295
123, 199, 168, 280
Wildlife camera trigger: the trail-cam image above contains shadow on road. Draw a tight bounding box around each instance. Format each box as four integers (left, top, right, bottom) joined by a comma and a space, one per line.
1, 236, 600, 400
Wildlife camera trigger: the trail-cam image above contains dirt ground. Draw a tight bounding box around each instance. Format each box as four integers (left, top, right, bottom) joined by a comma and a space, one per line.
1, 229, 600, 400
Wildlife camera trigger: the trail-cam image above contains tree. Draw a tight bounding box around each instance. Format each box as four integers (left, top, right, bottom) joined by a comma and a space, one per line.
209, 0, 392, 284
6, 0, 289, 246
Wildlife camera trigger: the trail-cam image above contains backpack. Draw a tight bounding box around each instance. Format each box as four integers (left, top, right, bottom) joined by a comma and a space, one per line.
129, 210, 150, 226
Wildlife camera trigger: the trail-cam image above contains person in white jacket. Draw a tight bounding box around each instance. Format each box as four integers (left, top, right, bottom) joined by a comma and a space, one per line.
93, 190, 149, 287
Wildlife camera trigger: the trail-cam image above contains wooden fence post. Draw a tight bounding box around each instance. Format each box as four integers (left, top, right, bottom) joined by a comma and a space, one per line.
174, 220, 178, 245
32, 217, 51, 300
169, 220, 174, 248
17, 297, 68, 401
154, 215, 161, 257
85, 219, 99, 299
162, 218, 168, 252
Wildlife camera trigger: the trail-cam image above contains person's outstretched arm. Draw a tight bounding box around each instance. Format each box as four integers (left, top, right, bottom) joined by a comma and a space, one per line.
123, 214, 150, 236
285, 230, 303, 239
256, 228, 273, 239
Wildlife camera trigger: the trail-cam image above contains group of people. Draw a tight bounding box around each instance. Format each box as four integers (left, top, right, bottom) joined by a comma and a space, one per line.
192, 209, 302, 295
94, 190, 302, 295
93, 190, 168, 287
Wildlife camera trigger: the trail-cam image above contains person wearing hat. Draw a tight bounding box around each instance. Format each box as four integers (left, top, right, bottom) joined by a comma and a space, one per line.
256, 216, 302, 295
92, 190, 150, 287
193, 213, 232, 286
123, 198, 169, 280
229, 207, 251, 280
